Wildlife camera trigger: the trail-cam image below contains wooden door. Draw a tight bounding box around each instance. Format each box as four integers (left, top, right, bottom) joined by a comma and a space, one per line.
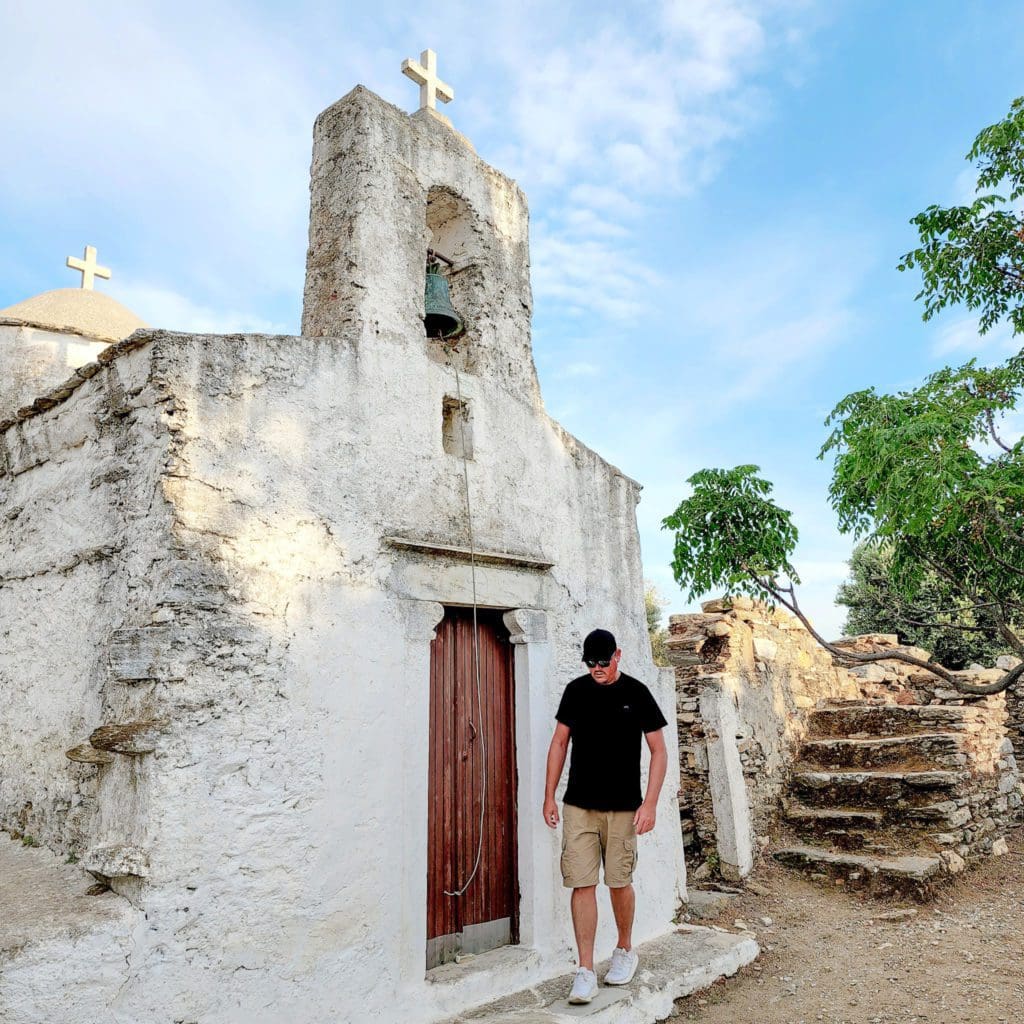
427, 607, 518, 969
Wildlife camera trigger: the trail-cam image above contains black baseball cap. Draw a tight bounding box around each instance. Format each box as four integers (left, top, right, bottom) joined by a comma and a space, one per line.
582, 629, 617, 662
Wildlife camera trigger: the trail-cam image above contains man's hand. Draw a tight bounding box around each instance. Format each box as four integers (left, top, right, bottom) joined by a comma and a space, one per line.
544, 724, 570, 831
633, 800, 656, 835
543, 797, 559, 829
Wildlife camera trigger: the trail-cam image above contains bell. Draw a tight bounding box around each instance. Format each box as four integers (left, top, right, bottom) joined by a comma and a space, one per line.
424, 264, 463, 338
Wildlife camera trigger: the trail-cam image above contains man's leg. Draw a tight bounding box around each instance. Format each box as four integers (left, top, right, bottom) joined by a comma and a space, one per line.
562, 806, 602, 971
608, 883, 635, 951
570, 885, 598, 969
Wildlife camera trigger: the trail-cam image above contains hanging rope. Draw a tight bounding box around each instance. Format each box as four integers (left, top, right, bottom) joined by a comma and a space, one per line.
442, 338, 487, 899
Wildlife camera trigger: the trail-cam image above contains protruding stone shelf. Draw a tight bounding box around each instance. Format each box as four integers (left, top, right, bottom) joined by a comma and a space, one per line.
384, 536, 554, 570
88, 720, 166, 756
65, 743, 115, 765
83, 842, 150, 880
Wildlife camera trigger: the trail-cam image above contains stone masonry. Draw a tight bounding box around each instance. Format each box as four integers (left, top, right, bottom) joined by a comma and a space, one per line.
667, 597, 861, 879
670, 600, 1022, 894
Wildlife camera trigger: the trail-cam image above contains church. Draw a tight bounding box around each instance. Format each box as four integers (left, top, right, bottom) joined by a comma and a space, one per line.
0, 56, 754, 1024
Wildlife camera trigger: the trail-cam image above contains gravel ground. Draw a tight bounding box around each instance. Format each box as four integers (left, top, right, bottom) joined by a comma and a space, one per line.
670, 828, 1024, 1024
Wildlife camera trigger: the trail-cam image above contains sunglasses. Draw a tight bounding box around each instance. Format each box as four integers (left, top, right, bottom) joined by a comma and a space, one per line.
584, 658, 613, 668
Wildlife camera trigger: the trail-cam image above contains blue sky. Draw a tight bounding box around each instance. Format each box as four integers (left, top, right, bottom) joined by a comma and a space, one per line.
3, 0, 1023, 638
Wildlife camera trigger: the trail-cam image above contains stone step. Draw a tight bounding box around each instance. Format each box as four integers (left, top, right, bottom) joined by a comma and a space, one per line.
799, 733, 966, 770
772, 844, 944, 901
789, 769, 968, 808
782, 807, 892, 853
441, 926, 759, 1023
808, 703, 971, 739
784, 800, 971, 836
783, 806, 885, 831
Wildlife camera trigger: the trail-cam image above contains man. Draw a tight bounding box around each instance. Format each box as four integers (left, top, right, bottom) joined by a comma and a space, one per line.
543, 628, 668, 1005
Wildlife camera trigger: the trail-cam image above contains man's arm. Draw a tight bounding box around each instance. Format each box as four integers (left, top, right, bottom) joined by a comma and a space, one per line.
543, 722, 571, 829
633, 729, 667, 835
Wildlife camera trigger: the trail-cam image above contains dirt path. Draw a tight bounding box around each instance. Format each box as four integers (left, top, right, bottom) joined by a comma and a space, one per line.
669, 828, 1024, 1024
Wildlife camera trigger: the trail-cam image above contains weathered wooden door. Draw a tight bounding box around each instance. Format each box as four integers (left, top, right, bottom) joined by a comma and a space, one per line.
427, 607, 518, 969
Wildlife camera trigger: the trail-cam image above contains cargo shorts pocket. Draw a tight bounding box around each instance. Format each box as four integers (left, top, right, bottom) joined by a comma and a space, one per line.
605, 834, 637, 887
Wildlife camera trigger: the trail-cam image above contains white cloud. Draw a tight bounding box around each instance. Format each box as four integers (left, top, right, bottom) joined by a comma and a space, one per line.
931, 316, 1018, 359
665, 222, 868, 406
952, 167, 981, 206
470, 0, 820, 325
530, 232, 664, 320
111, 281, 291, 336
721, 309, 854, 403
1, 0, 821, 331
566, 185, 645, 219
0, 0, 315, 320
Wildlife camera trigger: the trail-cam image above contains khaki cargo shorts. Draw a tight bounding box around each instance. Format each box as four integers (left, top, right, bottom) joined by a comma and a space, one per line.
560, 803, 637, 889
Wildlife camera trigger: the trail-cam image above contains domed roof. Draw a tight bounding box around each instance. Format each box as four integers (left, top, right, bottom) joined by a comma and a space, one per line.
0, 288, 147, 344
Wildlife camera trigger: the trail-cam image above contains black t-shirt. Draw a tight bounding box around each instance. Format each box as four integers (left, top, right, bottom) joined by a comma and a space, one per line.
555, 672, 668, 812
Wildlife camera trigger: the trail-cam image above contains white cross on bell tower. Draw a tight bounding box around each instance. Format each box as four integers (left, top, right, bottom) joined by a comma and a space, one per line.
401, 49, 454, 112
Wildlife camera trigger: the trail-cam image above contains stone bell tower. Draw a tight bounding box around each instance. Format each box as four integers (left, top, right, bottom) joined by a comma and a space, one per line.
301, 70, 540, 405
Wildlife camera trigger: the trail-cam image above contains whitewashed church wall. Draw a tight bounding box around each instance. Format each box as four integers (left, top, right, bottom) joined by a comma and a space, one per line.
0, 323, 108, 420
0, 79, 687, 1019
16, 328, 683, 1024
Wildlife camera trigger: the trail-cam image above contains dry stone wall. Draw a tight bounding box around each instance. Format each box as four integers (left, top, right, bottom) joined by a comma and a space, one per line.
826, 635, 1023, 859
996, 654, 1024, 770
668, 599, 860, 876
671, 602, 1023, 878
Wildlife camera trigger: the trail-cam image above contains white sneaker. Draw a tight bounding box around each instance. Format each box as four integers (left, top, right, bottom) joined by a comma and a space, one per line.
568, 967, 598, 1004
604, 946, 639, 985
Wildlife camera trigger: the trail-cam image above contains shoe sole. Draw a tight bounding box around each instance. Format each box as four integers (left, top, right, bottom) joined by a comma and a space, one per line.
604, 960, 638, 986
568, 991, 596, 1005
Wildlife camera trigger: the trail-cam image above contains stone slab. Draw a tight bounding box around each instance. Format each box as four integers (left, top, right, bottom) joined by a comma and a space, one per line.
773, 844, 941, 880
444, 926, 759, 1023
683, 888, 738, 920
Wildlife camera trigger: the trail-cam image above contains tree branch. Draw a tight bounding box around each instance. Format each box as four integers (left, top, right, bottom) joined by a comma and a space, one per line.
984, 408, 1013, 453
752, 572, 956, 679
979, 533, 1024, 582
895, 617, 995, 633
745, 570, 1022, 695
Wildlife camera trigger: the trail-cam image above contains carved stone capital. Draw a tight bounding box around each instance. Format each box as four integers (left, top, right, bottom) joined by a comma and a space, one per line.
503, 608, 548, 646
398, 599, 445, 641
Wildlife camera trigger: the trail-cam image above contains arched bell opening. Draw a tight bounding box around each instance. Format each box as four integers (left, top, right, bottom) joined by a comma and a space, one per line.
424, 187, 484, 371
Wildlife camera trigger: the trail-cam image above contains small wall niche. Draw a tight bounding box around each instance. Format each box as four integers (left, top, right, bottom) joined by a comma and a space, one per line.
441, 396, 473, 459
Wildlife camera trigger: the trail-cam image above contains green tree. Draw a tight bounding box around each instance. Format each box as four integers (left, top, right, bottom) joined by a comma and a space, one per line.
836, 541, 1009, 669
900, 96, 1024, 336
644, 582, 670, 666
664, 97, 1024, 697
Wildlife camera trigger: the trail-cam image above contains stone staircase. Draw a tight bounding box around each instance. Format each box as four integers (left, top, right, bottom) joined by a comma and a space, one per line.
773, 700, 986, 900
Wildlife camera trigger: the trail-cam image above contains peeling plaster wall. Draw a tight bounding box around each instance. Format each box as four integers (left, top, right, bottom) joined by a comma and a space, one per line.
0, 342, 174, 861
111, 329, 682, 1023
302, 87, 540, 407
